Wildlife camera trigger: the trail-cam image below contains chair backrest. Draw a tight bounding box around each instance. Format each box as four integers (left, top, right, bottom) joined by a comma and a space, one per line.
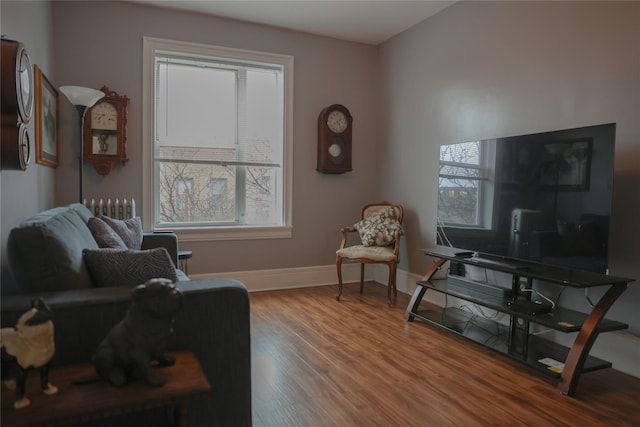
362, 201, 404, 224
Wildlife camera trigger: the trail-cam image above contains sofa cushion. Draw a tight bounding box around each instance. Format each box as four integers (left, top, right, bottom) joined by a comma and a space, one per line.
87, 217, 128, 249
7, 204, 98, 293
99, 216, 143, 250
83, 247, 179, 288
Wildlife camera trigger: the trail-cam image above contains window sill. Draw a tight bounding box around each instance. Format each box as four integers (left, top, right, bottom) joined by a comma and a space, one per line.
154, 225, 293, 242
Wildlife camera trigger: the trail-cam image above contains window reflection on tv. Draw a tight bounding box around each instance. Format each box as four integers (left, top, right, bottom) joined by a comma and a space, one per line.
436, 123, 616, 274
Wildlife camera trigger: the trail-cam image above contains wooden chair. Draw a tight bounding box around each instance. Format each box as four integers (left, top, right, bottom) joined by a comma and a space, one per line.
335, 201, 404, 304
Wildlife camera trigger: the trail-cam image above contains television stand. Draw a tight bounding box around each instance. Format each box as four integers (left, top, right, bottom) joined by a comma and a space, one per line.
405, 246, 634, 396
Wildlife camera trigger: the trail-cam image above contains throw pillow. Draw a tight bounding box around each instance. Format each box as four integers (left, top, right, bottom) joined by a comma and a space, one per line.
83, 247, 179, 288
100, 216, 143, 250
354, 206, 402, 247
88, 217, 128, 249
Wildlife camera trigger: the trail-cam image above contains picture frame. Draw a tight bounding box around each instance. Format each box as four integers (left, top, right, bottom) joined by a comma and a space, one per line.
34, 65, 59, 168
539, 139, 592, 192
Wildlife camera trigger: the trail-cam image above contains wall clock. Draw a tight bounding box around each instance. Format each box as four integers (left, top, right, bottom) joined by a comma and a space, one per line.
1, 38, 33, 170
1, 39, 34, 124
0, 120, 31, 170
317, 104, 352, 174
83, 86, 129, 175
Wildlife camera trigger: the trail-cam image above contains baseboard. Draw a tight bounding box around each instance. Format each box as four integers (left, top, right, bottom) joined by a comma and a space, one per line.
193, 264, 451, 306
192, 264, 416, 294
190, 263, 372, 292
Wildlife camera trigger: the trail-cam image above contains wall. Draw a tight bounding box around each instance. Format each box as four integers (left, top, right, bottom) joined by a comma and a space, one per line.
379, 1, 640, 375
45, 1, 379, 275
0, 1, 55, 289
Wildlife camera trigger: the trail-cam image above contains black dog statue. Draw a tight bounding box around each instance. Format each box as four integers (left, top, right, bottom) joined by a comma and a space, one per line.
92, 278, 183, 387
1, 298, 58, 408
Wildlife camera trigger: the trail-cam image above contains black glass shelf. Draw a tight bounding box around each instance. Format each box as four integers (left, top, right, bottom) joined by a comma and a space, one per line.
421, 245, 634, 288
412, 305, 613, 378
417, 279, 628, 333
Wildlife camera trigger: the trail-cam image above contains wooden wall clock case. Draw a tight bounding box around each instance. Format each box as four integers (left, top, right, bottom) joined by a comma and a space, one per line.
1, 38, 34, 170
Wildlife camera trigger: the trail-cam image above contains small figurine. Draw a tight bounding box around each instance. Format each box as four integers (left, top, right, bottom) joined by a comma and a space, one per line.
1, 298, 58, 408
92, 278, 183, 387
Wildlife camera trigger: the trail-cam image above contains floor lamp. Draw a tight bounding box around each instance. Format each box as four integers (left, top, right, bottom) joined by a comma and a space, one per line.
59, 86, 105, 203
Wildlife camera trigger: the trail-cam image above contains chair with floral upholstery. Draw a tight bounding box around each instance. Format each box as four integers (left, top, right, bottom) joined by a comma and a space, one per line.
335, 201, 404, 304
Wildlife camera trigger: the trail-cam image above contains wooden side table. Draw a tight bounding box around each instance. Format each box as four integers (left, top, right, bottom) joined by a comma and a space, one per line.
178, 250, 192, 275
1, 350, 210, 427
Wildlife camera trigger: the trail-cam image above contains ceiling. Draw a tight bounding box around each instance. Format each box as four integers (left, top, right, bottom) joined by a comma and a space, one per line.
130, 1, 456, 45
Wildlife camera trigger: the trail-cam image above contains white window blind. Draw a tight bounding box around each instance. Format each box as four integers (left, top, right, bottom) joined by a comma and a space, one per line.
155, 53, 284, 168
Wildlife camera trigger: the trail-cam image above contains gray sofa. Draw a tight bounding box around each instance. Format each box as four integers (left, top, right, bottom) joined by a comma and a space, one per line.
1, 204, 252, 426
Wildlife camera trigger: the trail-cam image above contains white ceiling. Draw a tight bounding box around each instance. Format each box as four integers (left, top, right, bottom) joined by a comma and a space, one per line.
130, 1, 456, 45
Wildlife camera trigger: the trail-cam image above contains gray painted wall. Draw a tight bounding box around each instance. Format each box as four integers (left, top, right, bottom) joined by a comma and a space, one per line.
379, 0, 640, 370
0, 1, 55, 284
0, 1, 380, 280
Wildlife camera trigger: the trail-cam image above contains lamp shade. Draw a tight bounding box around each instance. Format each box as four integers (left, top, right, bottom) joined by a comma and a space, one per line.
59, 86, 104, 107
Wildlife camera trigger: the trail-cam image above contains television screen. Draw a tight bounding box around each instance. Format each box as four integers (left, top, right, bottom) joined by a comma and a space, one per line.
436, 123, 616, 273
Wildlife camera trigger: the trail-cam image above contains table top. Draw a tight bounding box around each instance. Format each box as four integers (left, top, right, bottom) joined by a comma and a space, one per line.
1, 350, 210, 427
178, 250, 193, 260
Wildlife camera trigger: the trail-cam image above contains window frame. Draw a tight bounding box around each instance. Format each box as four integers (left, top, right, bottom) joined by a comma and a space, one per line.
142, 37, 293, 241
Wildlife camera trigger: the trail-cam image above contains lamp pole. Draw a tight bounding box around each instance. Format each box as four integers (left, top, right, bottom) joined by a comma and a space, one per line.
75, 105, 88, 203
59, 86, 105, 203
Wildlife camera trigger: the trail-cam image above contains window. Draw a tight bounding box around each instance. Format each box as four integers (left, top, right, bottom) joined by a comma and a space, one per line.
438, 140, 495, 228
142, 38, 293, 241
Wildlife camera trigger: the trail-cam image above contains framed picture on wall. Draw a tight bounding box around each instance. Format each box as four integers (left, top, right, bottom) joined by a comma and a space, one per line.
34, 65, 59, 168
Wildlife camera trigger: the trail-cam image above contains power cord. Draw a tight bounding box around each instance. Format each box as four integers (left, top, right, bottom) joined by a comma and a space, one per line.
521, 288, 555, 308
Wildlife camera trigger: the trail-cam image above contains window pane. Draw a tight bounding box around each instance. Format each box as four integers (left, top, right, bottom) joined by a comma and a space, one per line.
157, 62, 236, 149
244, 165, 279, 225
439, 141, 480, 164
159, 161, 236, 224
439, 164, 481, 178
438, 178, 479, 225
438, 141, 482, 226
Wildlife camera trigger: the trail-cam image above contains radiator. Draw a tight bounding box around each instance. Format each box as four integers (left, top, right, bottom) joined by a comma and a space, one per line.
83, 198, 136, 219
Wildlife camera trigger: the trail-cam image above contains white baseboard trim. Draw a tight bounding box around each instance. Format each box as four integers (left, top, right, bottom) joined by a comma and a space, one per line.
190, 263, 371, 293
192, 264, 639, 378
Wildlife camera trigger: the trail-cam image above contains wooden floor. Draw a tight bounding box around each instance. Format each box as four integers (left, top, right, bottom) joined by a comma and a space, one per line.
250, 282, 640, 427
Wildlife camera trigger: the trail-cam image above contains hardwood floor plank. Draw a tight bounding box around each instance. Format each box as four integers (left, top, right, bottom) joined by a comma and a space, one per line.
251, 283, 640, 426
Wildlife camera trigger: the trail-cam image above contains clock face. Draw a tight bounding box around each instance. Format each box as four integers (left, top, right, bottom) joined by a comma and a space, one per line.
17, 46, 33, 123
91, 102, 118, 130
327, 110, 348, 134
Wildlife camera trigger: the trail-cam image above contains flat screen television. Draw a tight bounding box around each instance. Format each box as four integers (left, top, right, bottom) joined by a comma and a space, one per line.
436, 123, 616, 274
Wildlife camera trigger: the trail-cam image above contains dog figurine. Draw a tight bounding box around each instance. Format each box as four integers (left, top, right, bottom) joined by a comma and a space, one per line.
1, 298, 58, 409
92, 278, 183, 387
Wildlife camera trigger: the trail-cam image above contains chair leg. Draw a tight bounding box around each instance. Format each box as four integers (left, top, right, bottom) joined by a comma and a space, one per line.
359, 264, 365, 294
388, 262, 398, 305
336, 257, 343, 301
392, 262, 398, 298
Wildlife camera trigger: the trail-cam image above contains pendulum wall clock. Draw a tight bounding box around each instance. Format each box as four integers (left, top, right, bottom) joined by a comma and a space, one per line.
83, 86, 129, 175
317, 104, 353, 174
